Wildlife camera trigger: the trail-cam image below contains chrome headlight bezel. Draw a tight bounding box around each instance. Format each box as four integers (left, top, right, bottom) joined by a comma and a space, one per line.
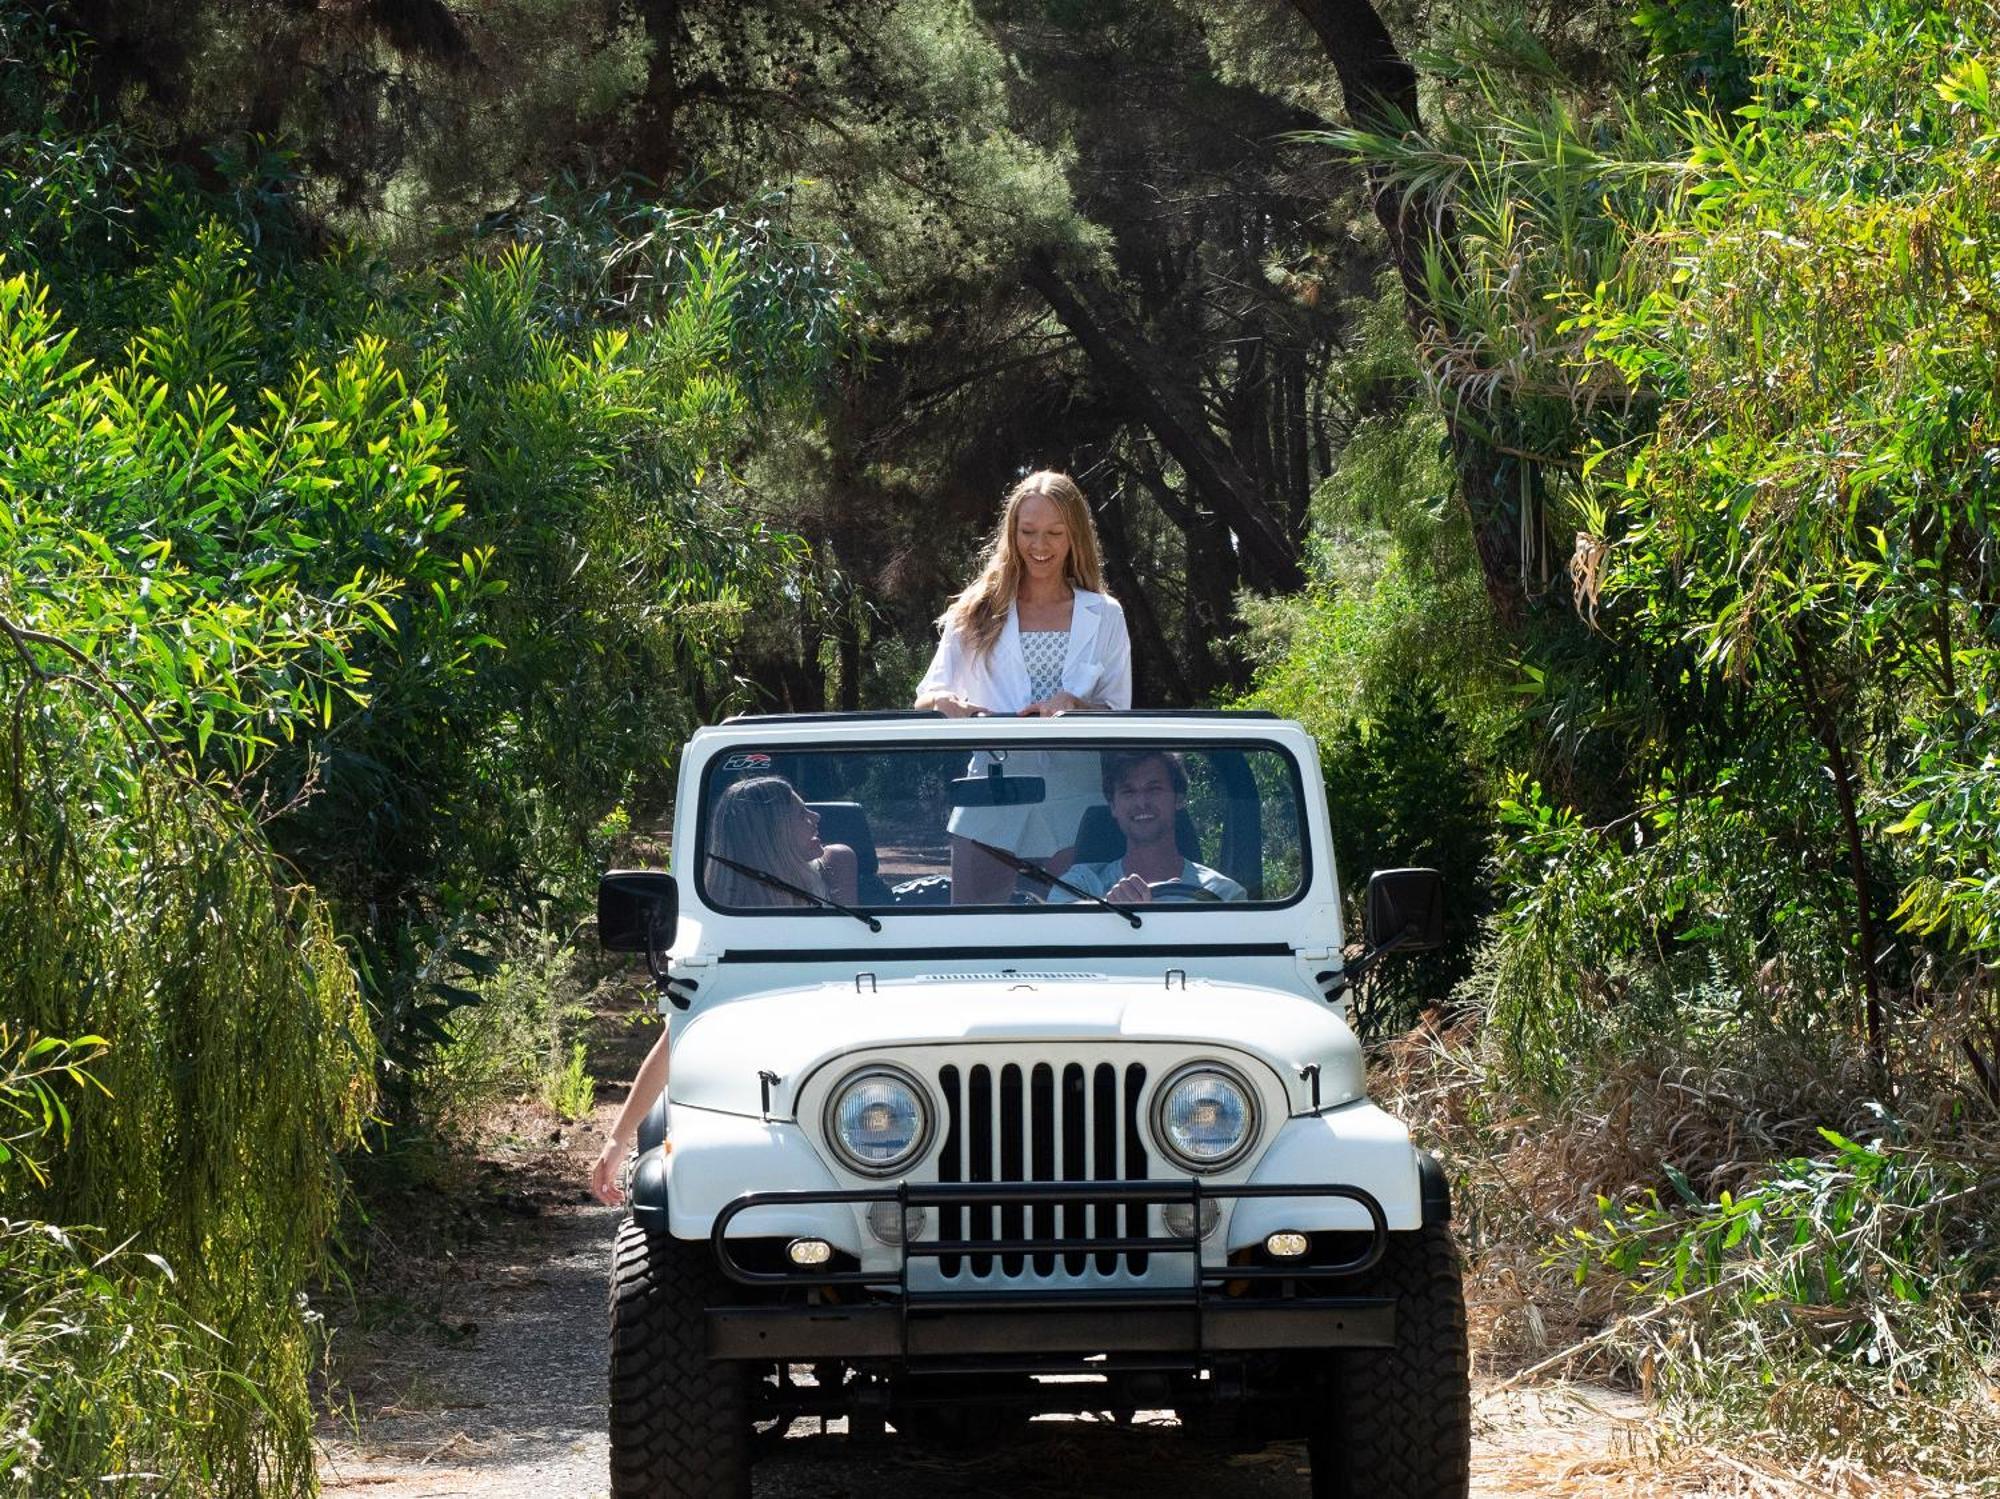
1151, 1060, 1260, 1173
823, 1064, 935, 1177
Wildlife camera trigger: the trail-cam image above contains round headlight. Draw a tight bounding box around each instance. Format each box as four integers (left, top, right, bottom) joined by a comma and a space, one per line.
1153, 1063, 1258, 1172
826, 1067, 931, 1176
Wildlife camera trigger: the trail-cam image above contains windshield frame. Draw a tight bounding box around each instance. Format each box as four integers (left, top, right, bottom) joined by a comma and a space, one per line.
689, 733, 1315, 920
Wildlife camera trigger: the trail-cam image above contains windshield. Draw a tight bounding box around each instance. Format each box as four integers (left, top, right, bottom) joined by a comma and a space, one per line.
695, 740, 1308, 914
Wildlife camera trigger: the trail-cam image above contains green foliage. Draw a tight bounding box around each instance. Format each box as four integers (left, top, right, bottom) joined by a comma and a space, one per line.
1631, 0, 1753, 103
0, 1030, 107, 1185
1239, 278, 1509, 732
1567, 0, 2000, 989
303, 198, 849, 1103
1242, 281, 1503, 1019
1480, 771, 1859, 1080
423, 924, 599, 1133
1315, 15, 1676, 479
1571, 1126, 2000, 1480
1318, 0, 2000, 1471
1, 12, 856, 1104
0, 689, 374, 1496
542, 1041, 597, 1124
0, 260, 469, 780
1890, 718, 2000, 953
1320, 692, 1494, 1031
0, 1036, 269, 1497
0, 15, 854, 1489
0, 195, 388, 1486
1322, 0, 2000, 1072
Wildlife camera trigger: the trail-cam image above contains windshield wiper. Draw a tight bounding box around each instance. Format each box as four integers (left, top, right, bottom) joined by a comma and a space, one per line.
966, 839, 1142, 929
707, 853, 882, 931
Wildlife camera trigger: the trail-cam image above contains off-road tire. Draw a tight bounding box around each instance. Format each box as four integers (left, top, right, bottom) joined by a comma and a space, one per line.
1308, 1221, 1471, 1499
609, 1218, 750, 1498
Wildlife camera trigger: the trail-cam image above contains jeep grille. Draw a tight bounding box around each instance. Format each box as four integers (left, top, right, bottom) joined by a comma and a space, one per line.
934, 1060, 1151, 1282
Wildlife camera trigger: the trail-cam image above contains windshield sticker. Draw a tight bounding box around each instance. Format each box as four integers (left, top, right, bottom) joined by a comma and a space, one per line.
720, 752, 773, 773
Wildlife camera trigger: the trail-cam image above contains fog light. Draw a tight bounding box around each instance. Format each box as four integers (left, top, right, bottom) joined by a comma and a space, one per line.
787, 1237, 833, 1267
1265, 1231, 1310, 1259
866, 1202, 929, 1246
1161, 1200, 1221, 1239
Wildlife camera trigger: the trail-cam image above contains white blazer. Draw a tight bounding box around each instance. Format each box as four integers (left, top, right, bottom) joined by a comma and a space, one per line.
917, 588, 1133, 713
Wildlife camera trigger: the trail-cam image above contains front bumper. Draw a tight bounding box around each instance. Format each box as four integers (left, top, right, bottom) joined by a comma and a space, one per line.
707, 1178, 1393, 1361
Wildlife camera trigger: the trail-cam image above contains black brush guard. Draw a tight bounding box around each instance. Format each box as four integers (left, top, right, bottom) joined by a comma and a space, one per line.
705, 1178, 1396, 1362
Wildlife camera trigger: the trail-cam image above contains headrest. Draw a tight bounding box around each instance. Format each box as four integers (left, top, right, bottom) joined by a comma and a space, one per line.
805, 801, 877, 876
1072, 804, 1199, 866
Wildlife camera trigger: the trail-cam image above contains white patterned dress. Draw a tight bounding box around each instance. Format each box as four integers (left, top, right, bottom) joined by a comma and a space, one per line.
946, 630, 1106, 862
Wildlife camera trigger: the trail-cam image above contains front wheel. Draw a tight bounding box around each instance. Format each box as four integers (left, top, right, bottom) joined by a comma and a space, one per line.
609, 1219, 751, 1498
1308, 1221, 1471, 1498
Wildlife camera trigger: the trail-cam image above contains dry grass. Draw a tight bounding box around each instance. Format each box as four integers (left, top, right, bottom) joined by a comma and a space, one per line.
1372, 1007, 2000, 1495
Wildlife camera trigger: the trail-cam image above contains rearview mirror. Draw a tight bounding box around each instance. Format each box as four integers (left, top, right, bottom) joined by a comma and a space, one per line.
1365, 868, 1443, 952
948, 767, 1047, 806
598, 870, 676, 953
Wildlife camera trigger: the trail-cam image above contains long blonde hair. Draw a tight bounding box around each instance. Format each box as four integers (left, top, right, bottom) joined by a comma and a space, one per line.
941, 471, 1111, 658
706, 776, 827, 907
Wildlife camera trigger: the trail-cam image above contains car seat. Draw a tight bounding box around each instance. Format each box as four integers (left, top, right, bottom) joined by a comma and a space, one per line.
805, 801, 892, 905
1071, 805, 1201, 869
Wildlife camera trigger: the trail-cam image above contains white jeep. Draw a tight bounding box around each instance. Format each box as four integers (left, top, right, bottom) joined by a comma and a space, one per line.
597, 710, 1469, 1498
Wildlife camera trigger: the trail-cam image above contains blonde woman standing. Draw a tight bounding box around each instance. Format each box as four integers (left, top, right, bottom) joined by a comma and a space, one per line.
915, 471, 1132, 901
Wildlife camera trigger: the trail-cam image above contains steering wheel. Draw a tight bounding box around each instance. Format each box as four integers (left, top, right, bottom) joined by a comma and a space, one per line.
1145, 879, 1223, 903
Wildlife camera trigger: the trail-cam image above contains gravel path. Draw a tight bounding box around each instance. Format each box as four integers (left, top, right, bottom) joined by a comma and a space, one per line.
316, 1193, 1657, 1499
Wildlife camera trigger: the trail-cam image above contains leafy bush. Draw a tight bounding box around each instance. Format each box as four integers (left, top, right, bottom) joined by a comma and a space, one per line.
1, 1217, 247, 1497
422, 924, 604, 1134
1, 15, 855, 1110
0, 678, 375, 1495
1572, 1125, 2000, 1483
1476, 773, 1859, 1082
1241, 281, 1502, 1026
542, 1041, 597, 1124
1314, 0, 2000, 1479
0, 1012, 342, 1499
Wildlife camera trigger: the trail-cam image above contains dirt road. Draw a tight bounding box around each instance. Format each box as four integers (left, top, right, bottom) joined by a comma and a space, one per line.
315, 1189, 1656, 1499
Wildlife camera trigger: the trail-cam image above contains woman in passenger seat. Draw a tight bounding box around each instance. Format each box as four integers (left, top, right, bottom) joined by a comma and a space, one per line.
590, 774, 855, 1205
703, 774, 858, 908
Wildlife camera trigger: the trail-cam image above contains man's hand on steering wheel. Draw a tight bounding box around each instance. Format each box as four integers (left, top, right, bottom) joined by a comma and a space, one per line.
1104, 872, 1153, 903
1102, 874, 1221, 904
1143, 879, 1223, 902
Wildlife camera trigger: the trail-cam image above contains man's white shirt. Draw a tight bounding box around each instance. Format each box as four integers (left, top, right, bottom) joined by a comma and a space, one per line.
1055, 857, 1247, 902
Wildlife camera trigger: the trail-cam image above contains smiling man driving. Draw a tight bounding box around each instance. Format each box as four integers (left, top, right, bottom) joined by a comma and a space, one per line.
1054, 750, 1246, 904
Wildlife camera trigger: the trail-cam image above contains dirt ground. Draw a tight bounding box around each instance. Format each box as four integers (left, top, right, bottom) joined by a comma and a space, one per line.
314, 1185, 1664, 1499
311, 1021, 1663, 1499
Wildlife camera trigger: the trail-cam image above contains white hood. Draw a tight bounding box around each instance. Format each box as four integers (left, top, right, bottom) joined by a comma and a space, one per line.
668, 974, 1364, 1119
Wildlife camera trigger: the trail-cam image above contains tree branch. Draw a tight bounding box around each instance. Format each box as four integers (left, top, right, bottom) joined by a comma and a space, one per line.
1023, 251, 1304, 591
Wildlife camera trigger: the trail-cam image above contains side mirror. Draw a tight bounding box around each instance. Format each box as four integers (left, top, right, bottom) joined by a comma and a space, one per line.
598, 870, 677, 953
1365, 867, 1444, 952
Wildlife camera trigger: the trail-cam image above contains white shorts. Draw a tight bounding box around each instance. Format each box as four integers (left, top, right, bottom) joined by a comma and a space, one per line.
944, 750, 1102, 861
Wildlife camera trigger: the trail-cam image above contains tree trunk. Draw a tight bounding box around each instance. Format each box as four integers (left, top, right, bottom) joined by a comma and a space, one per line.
1285, 0, 1528, 626
835, 581, 862, 712
631, 0, 684, 182
1790, 627, 1888, 1073
1094, 478, 1193, 706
